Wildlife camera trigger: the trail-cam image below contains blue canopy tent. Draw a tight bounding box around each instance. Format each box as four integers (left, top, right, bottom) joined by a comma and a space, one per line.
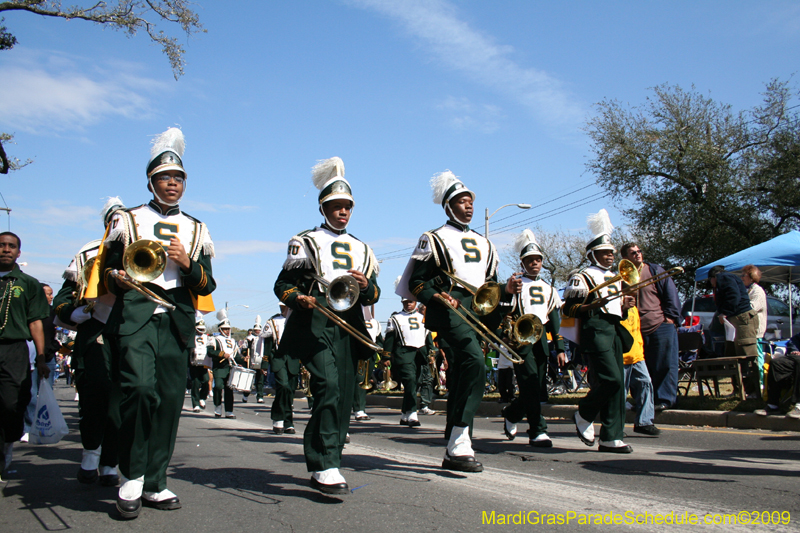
694, 230, 800, 337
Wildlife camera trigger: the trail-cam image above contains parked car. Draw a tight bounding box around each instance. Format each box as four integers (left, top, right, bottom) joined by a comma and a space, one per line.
681, 295, 799, 340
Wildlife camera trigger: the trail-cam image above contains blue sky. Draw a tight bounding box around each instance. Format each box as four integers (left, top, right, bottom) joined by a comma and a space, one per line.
2, 0, 799, 328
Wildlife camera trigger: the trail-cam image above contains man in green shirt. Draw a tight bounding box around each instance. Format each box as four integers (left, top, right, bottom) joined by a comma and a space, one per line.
0, 232, 50, 481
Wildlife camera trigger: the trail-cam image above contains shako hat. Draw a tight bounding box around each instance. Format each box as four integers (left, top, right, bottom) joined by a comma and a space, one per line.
585, 209, 615, 255
312, 157, 353, 207
515, 229, 543, 260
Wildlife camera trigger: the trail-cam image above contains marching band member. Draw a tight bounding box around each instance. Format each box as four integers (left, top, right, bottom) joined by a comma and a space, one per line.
212, 310, 243, 419
353, 305, 383, 422
273, 157, 380, 494
100, 127, 216, 518
52, 197, 126, 486
189, 318, 212, 412
243, 316, 266, 403
416, 304, 437, 416
562, 210, 635, 454
397, 170, 514, 472
502, 229, 566, 448
383, 283, 434, 427
265, 305, 297, 434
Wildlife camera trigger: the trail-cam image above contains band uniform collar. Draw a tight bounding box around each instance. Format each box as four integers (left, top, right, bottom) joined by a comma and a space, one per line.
321, 223, 347, 236
148, 199, 181, 216
446, 219, 470, 232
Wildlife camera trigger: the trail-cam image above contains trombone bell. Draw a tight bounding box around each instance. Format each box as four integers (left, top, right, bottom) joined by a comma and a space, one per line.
123, 239, 168, 282
512, 314, 544, 346
472, 282, 501, 316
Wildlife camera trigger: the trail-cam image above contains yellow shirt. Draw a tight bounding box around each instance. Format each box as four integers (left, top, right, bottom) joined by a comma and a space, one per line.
621, 306, 644, 366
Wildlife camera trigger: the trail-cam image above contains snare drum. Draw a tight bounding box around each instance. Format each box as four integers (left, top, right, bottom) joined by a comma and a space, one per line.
228, 365, 256, 392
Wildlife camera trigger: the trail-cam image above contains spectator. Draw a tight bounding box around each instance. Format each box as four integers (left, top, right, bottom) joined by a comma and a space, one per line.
741, 265, 767, 388
22, 283, 60, 441
620, 304, 661, 435
621, 243, 681, 411
755, 332, 800, 419
0, 232, 50, 481
707, 265, 759, 397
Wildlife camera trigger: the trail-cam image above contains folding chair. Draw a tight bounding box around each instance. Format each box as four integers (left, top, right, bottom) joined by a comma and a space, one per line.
677, 331, 703, 396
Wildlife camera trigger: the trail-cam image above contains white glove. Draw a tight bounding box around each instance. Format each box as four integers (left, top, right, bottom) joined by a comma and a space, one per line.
70, 305, 92, 325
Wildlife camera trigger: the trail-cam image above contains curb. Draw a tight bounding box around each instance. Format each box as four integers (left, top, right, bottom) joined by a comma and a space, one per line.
364, 395, 800, 432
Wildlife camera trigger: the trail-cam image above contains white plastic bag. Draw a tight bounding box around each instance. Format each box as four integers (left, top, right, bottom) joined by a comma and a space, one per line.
30, 380, 69, 444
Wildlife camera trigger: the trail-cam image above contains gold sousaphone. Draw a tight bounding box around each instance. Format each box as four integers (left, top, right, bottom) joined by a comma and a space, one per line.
109, 239, 176, 311
434, 270, 528, 364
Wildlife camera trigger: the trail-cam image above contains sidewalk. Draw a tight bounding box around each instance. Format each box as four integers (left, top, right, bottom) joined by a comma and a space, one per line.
365, 394, 800, 432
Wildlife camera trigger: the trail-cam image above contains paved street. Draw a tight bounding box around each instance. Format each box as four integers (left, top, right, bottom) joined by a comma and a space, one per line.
2, 382, 799, 532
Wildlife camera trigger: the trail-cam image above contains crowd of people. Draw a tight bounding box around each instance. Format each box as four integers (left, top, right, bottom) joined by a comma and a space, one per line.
1, 126, 798, 521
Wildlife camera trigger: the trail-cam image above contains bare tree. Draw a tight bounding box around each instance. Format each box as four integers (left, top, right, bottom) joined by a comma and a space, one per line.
500, 225, 636, 288
0, 0, 205, 173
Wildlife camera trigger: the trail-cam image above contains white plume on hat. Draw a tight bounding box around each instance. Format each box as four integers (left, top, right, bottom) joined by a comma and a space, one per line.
149, 127, 185, 167
100, 196, 125, 225
587, 209, 613, 238
430, 170, 459, 205
394, 275, 402, 291
514, 229, 538, 256
311, 157, 345, 190
253, 315, 262, 329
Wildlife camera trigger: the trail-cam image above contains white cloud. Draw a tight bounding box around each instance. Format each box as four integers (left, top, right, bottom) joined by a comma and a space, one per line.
181, 200, 258, 213
12, 200, 96, 230
214, 240, 287, 258
350, 0, 585, 128
436, 96, 503, 133
0, 48, 170, 134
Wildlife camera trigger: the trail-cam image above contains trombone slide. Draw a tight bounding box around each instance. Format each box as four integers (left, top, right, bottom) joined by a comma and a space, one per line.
433, 294, 525, 364
109, 270, 176, 311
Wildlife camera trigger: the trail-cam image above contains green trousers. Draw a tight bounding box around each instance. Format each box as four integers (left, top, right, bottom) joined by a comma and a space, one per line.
502, 344, 548, 437
189, 365, 209, 408
213, 368, 234, 413
74, 318, 119, 468
114, 313, 185, 493
394, 346, 420, 414
418, 361, 434, 409
271, 354, 300, 426
578, 336, 626, 442
352, 357, 374, 413
302, 329, 357, 472
440, 322, 484, 439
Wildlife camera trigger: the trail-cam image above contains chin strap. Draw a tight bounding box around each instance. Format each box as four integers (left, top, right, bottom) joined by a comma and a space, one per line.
445, 205, 470, 226
149, 179, 186, 207
588, 250, 613, 270
319, 206, 350, 231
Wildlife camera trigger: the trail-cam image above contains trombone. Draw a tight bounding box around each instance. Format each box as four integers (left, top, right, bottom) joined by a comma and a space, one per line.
433, 270, 526, 364
602, 266, 684, 302
502, 293, 545, 350
109, 239, 176, 311
379, 366, 397, 391
357, 358, 373, 391
303, 273, 387, 356
587, 259, 640, 295
428, 350, 447, 395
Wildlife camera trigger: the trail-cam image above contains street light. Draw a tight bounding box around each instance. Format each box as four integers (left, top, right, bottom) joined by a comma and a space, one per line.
485, 203, 531, 238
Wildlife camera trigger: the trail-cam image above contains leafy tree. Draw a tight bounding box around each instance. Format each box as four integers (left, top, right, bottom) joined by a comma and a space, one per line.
0, 0, 205, 174
585, 79, 800, 295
